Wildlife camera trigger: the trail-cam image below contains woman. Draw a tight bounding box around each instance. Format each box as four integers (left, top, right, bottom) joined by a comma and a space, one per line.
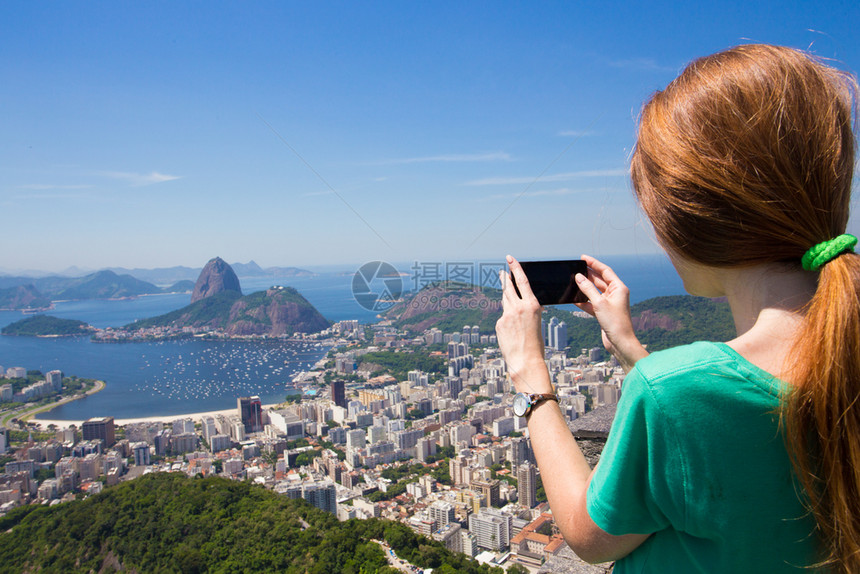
496, 44, 859, 572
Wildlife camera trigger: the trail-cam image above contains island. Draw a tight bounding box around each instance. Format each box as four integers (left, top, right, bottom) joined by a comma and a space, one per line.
1, 315, 94, 337
95, 257, 330, 341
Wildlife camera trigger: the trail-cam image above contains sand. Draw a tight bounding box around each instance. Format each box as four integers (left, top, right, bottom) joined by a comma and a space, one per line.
31, 402, 284, 429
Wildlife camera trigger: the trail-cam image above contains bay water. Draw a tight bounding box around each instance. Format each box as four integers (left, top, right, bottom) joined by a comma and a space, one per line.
0, 254, 684, 421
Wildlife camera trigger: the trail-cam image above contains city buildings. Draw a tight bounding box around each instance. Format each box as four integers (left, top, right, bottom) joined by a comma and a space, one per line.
518, 461, 537, 509
469, 508, 512, 551
330, 379, 346, 408
0, 319, 623, 571
82, 417, 116, 447
237, 396, 263, 434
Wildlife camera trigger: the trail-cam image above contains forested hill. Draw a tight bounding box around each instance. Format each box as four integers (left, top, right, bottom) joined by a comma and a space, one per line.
0, 473, 506, 574
387, 284, 735, 353
127, 286, 330, 336
1, 315, 94, 337
384, 282, 503, 333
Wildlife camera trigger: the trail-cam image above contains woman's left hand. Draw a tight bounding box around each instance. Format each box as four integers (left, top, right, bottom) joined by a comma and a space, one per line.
495, 255, 553, 394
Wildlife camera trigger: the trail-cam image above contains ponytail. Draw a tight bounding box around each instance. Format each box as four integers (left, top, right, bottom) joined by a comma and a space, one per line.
786, 253, 860, 572
630, 44, 860, 570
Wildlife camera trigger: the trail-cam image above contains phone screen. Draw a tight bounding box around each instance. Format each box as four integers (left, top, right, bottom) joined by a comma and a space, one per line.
512, 260, 588, 305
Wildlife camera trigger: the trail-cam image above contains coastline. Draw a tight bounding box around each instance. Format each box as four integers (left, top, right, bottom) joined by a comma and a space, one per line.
29, 402, 284, 429
5, 379, 106, 429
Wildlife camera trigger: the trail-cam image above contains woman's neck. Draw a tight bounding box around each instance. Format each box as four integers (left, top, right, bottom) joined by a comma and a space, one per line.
720, 264, 818, 380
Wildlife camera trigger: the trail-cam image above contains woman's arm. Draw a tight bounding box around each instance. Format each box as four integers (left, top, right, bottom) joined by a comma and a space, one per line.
496, 255, 649, 562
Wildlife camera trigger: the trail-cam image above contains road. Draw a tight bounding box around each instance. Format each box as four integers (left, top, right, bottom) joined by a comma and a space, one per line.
1, 379, 105, 430
372, 539, 423, 574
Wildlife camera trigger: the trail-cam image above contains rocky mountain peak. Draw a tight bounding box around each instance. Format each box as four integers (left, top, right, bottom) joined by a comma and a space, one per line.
191, 257, 242, 303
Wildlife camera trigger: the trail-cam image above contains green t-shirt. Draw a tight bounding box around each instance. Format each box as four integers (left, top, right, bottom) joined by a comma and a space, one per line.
586, 342, 819, 573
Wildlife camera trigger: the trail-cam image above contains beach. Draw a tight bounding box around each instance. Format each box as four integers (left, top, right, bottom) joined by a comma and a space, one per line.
29, 402, 287, 429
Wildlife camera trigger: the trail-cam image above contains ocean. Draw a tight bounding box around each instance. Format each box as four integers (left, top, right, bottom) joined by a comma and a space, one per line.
0, 254, 685, 421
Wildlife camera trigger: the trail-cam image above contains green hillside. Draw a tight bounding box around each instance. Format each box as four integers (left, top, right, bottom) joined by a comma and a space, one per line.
129, 291, 242, 330
126, 287, 330, 335
546, 295, 734, 353
1, 315, 93, 337
0, 473, 507, 574
388, 284, 734, 354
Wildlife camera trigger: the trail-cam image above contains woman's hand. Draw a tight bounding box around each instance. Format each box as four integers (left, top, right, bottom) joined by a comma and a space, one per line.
575, 255, 648, 372
495, 255, 554, 394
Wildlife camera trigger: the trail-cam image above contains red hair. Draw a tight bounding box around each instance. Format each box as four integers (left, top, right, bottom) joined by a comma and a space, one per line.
631, 44, 859, 571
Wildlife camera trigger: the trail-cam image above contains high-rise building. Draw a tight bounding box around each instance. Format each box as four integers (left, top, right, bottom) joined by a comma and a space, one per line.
82, 417, 116, 447
468, 508, 512, 551
172, 418, 195, 435
429, 501, 455, 528
302, 481, 337, 515
460, 530, 478, 557
170, 433, 198, 455
471, 478, 501, 508
416, 436, 437, 462
518, 461, 537, 508
6, 367, 26, 378
447, 341, 468, 359
202, 416, 219, 442
547, 317, 568, 351
154, 429, 172, 455
132, 442, 151, 466
328, 425, 346, 445
509, 436, 529, 467
46, 370, 63, 392
237, 396, 263, 433
330, 380, 346, 408
346, 428, 367, 450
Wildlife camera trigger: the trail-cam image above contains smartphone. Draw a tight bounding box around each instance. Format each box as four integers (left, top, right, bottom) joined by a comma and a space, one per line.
511, 260, 588, 305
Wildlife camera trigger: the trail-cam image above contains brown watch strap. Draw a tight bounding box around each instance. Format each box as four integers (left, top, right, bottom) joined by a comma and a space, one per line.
527, 393, 558, 417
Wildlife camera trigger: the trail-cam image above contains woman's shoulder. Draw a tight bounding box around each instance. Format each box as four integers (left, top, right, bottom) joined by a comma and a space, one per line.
632, 341, 735, 380
626, 341, 782, 403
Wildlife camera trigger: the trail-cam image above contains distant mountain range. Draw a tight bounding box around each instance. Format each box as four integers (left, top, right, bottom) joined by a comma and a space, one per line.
0, 270, 188, 309
0, 260, 316, 286
0, 261, 315, 308
0, 284, 52, 311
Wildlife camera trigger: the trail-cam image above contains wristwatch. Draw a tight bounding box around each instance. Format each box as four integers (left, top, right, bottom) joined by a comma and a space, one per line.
512, 392, 558, 417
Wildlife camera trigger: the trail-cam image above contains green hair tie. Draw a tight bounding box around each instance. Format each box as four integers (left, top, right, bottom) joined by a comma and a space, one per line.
801, 234, 858, 271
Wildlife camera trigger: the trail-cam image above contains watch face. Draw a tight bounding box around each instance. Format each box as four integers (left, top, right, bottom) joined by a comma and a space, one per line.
513, 392, 530, 417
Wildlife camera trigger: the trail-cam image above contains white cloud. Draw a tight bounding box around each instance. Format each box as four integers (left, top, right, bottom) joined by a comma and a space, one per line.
466, 169, 628, 186
373, 152, 512, 165
96, 171, 182, 186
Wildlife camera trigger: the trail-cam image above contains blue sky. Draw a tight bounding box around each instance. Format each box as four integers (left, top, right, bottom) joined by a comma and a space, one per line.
2, 1, 859, 273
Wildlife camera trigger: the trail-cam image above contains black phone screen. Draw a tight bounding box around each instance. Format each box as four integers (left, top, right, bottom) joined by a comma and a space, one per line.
511, 260, 588, 305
